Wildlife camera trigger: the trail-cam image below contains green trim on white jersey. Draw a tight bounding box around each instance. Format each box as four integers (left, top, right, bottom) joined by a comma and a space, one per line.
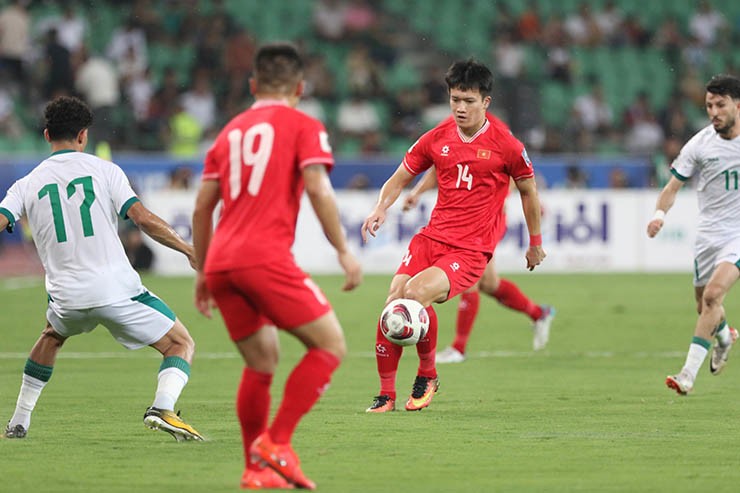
119, 196, 140, 219
50, 149, 77, 156
0, 206, 15, 232
131, 291, 176, 322
670, 167, 688, 181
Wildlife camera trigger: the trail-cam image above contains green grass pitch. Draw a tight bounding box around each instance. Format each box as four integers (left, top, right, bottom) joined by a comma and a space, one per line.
3, 273, 740, 492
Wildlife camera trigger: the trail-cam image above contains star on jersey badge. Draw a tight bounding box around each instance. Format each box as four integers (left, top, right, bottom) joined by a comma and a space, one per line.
477, 148, 491, 159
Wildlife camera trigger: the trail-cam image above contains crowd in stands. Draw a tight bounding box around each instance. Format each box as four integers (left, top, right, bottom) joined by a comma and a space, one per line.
0, 0, 737, 171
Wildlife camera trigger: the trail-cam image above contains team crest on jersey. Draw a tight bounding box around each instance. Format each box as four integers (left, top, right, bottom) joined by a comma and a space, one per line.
477, 148, 491, 159
441, 145, 449, 156
522, 148, 532, 168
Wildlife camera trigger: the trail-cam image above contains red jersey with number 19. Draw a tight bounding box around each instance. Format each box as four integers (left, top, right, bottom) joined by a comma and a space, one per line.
403, 115, 534, 254
201, 100, 334, 273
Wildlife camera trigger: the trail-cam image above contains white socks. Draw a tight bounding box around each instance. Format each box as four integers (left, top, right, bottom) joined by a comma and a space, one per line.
682, 342, 709, 380
152, 367, 189, 411
10, 374, 48, 430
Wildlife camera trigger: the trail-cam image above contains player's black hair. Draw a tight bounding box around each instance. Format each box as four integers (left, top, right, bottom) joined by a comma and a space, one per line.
445, 59, 494, 98
254, 42, 304, 91
706, 74, 740, 100
44, 96, 93, 141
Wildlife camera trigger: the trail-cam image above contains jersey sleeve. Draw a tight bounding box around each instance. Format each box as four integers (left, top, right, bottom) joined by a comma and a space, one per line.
0, 180, 24, 232
670, 134, 700, 181
108, 164, 139, 219
504, 136, 535, 181
297, 117, 334, 171
202, 137, 222, 182
402, 130, 434, 176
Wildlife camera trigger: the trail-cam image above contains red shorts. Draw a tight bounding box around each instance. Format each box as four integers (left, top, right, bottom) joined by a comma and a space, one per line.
205, 261, 331, 342
395, 234, 491, 300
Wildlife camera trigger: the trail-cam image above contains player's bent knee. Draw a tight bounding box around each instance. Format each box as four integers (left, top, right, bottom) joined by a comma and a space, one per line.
703, 285, 725, 307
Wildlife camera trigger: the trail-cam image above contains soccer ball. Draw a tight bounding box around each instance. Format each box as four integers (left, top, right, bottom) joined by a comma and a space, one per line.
380, 298, 429, 346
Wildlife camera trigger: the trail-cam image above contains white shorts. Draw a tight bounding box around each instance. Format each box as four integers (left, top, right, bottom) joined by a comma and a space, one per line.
693, 236, 740, 287
46, 290, 176, 350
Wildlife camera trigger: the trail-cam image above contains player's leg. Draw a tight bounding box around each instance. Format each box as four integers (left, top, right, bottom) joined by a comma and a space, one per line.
5, 322, 66, 438
480, 257, 555, 350
401, 266, 449, 411
437, 281, 480, 363
205, 269, 280, 485
667, 261, 740, 395
367, 273, 410, 412
146, 317, 202, 441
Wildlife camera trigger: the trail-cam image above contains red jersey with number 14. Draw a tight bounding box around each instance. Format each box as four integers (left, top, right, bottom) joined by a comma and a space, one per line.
202, 100, 334, 273
403, 115, 534, 253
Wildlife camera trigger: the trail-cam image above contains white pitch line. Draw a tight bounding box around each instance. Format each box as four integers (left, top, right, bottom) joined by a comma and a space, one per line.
0, 277, 43, 290
0, 350, 687, 360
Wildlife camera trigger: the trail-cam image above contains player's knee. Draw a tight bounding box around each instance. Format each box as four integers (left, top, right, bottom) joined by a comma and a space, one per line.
702, 285, 725, 308
40, 326, 66, 347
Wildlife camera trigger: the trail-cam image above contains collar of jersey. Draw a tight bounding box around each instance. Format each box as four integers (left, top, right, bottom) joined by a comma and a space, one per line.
252, 99, 290, 109
457, 118, 490, 143
50, 149, 77, 156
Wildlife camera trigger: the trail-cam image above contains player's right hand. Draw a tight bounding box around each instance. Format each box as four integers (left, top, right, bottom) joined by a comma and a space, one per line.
361, 209, 386, 243
402, 194, 419, 212
338, 250, 362, 291
194, 272, 216, 318
646, 219, 663, 238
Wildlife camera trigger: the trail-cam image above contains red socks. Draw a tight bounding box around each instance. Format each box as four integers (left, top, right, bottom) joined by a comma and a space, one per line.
237, 367, 272, 470
452, 291, 480, 354
269, 349, 340, 444
416, 305, 438, 378
375, 319, 403, 400
492, 279, 542, 321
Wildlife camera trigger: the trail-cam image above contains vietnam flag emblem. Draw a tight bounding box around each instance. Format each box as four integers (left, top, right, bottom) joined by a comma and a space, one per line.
477, 149, 491, 159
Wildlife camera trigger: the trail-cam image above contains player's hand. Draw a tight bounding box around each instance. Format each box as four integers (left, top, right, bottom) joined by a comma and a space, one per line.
338, 250, 363, 291
402, 194, 419, 212
525, 245, 546, 271
361, 209, 386, 243
647, 219, 663, 238
194, 272, 216, 318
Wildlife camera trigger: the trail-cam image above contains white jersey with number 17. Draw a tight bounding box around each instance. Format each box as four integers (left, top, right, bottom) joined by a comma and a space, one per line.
0, 150, 144, 309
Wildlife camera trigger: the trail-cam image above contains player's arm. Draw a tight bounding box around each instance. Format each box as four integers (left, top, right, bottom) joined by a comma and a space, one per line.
361, 164, 416, 241
126, 201, 195, 267
303, 164, 362, 291
0, 214, 8, 232
402, 168, 437, 212
647, 175, 684, 238
191, 180, 220, 317
515, 177, 546, 271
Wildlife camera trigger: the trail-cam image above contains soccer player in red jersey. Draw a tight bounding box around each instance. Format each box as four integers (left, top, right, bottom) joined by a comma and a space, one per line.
361, 59, 546, 413
191, 43, 362, 490
403, 171, 556, 362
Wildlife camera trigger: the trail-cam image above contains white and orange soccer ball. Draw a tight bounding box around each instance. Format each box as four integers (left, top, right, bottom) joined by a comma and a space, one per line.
380, 298, 429, 346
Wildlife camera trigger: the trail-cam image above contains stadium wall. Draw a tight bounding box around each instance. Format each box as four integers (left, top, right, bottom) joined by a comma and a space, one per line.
144, 189, 697, 276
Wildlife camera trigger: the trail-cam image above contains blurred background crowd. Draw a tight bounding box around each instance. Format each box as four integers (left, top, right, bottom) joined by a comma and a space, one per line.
0, 0, 737, 188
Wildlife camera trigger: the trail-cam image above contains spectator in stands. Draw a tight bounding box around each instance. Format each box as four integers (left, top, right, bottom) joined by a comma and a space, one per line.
75, 46, 120, 146
336, 90, 381, 139
517, 0, 541, 43
107, 17, 148, 74
37, 4, 87, 59
303, 53, 336, 102
126, 65, 154, 127
608, 167, 630, 188
564, 2, 602, 46
313, 0, 348, 41
42, 28, 73, 99
689, 0, 727, 47
618, 14, 650, 47
181, 68, 217, 134
0, 0, 31, 88
544, 34, 573, 84
165, 101, 203, 158
564, 165, 588, 188
653, 16, 684, 66
223, 27, 256, 102
624, 111, 664, 154
573, 81, 613, 136
594, 0, 623, 46
390, 87, 423, 142
650, 135, 682, 188
345, 44, 383, 98
344, 0, 377, 38
0, 82, 23, 139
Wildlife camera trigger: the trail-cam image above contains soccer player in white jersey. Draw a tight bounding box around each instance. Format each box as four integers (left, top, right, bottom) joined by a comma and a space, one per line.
0, 96, 203, 439
647, 75, 740, 395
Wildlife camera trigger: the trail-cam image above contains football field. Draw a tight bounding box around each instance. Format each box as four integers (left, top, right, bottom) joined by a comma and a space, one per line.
2, 273, 740, 492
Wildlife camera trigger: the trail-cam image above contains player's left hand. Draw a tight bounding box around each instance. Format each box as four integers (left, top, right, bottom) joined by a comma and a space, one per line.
525, 245, 546, 271
361, 209, 386, 243
194, 272, 216, 318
